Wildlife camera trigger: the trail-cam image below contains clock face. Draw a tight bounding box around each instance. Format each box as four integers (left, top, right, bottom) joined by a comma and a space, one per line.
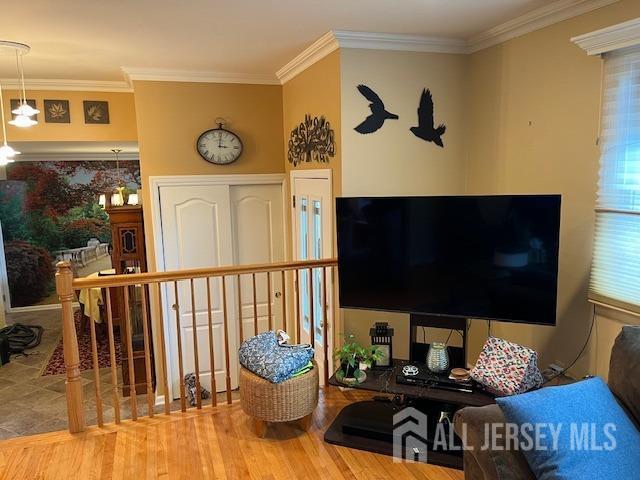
197, 128, 243, 164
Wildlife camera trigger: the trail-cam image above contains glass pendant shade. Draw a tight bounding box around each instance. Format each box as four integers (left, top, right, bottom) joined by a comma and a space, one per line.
0, 144, 20, 158
8, 114, 37, 127
0, 155, 14, 166
11, 102, 39, 117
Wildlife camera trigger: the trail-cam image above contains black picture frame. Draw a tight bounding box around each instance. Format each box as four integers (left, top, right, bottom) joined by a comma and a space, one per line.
10, 99, 38, 121
44, 99, 71, 123
83, 100, 110, 124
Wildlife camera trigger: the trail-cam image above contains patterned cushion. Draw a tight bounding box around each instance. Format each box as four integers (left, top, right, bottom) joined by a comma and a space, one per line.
470, 336, 543, 396
239, 331, 314, 383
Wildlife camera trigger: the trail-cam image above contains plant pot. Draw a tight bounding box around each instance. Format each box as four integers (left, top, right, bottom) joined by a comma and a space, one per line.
336, 365, 367, 386
341, 361, 357, 378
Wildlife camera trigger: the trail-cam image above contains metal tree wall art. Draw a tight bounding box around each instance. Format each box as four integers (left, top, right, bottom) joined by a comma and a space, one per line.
287, 114, 335, 167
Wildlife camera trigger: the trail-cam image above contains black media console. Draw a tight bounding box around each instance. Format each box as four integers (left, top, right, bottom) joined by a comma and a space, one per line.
324, 314, 494, 469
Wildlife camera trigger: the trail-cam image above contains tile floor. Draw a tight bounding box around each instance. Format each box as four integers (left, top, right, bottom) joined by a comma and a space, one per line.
0, 309, 238, 440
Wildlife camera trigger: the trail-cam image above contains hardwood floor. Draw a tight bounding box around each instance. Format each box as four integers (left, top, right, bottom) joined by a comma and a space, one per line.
0, 387, 465, 479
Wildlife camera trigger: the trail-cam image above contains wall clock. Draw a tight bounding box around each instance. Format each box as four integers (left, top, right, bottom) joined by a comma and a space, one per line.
197, 119, 243, 165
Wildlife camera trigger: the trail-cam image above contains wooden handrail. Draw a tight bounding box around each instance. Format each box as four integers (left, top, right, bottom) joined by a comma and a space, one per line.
55, 261, 86, 433
72, 258, 338, 289
57, 258, 339, 433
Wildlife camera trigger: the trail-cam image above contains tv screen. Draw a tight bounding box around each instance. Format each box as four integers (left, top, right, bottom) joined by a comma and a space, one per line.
336, 195, 561, 325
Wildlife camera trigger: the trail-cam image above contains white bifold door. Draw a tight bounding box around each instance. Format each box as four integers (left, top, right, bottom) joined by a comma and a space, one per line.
159, 180, 284, 398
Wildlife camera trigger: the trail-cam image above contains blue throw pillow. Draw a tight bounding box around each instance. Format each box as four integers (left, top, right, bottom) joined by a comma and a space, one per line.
496, 377, 640, 480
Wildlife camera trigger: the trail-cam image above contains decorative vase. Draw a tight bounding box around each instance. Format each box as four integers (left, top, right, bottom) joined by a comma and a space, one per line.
427, 342, 450, 374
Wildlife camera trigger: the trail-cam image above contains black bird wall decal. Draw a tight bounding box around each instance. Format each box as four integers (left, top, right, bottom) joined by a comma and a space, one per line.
410, 88, 446, 147
354, 84, 398, 134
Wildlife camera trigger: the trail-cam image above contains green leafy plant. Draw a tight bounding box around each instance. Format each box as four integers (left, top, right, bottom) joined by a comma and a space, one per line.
334, 334, 385, 376
62, 218, 111, 248
5, 241, 55, 306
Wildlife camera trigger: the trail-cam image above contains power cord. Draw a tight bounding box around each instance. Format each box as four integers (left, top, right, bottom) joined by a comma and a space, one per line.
542, 304, 596, 385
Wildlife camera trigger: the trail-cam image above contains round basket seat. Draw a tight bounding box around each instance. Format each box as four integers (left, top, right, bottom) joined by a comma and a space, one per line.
240, 361, 319, 436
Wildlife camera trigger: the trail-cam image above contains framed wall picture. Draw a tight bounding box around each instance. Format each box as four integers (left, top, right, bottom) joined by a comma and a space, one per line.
10, 99, 38, 121
44, 99, 71, 123
83, 100, 110, 124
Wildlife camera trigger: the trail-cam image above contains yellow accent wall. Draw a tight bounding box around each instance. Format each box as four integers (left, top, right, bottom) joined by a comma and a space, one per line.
131, 80, 285, 270
131, 80, 284, 395
282, 50, 342, 335
2, 90, 137, 142
465, 0, 640, 378
283, 50, 342, 196
340, 48, 470, 359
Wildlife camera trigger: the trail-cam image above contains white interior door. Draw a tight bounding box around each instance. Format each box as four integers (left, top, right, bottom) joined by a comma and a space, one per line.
230, 184, 285, 340
159, 184, 237, 397
158, 178, 286, 397
291, 172, 333, 384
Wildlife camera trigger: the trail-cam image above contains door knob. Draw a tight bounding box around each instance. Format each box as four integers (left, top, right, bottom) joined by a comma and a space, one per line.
275, 291, 282, 298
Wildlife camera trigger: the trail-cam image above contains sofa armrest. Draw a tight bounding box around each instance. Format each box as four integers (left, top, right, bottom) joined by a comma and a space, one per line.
453, 404, 535, 480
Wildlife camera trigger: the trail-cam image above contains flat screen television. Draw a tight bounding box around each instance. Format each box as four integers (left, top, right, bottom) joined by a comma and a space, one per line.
336, 195, 561, 325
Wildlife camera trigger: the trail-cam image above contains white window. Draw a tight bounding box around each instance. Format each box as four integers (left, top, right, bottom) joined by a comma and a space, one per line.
590, 46, 640, 312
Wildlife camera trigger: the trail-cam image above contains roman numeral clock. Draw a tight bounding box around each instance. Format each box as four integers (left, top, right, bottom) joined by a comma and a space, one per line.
197, 119, 243, 165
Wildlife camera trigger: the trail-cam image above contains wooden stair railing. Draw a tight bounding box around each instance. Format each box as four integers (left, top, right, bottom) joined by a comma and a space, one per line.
56, 258, 338, 433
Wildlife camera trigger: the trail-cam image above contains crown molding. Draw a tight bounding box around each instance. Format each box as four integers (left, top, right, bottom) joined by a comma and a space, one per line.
332, 30, 468, 54
277, 1, 622, 83
276, 30, 466, 84
468, 0, 620, 52
122, 67, 279, 86
275, 32, 339, 84
14, 151, 139, 162
0, 78, 132, 92
572, 17, 640, 55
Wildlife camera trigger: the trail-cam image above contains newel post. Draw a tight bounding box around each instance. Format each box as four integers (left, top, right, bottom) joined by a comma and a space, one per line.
55, 261, 86, 433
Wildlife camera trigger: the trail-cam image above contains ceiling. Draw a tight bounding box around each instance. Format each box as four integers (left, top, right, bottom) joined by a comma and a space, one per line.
0, 0, 562, 82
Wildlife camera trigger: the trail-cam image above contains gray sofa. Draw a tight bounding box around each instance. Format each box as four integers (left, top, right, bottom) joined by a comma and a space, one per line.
453, 325, 640, 480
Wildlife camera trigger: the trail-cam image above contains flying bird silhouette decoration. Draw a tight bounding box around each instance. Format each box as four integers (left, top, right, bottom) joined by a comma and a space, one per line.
354, 84, 398, 134
410, 88, 446, 147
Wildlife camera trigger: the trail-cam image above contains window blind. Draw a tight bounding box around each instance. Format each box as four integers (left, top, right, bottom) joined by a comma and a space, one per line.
589, 46, 640, 313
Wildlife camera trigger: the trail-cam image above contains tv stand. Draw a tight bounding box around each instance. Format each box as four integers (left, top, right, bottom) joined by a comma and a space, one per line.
325, 315, 488, 469
325, 359, 494, 469
410, 314, 468, 368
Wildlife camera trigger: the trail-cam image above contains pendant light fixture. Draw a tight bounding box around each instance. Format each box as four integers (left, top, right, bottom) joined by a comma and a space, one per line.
0, 40, 37, 129
0, 79, 20, 166
99, 148, 127, 208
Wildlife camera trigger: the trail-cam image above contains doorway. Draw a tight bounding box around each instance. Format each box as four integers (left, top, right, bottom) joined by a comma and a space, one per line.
290, 169, 333, 384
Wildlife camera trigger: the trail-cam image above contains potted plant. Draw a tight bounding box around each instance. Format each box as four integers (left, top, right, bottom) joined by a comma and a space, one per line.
334, 335, 384, 385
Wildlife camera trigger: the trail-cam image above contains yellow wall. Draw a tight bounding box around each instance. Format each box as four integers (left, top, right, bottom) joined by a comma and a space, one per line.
132, 80, 284, 270
131, 80, 284, 395
465, 0, 640, 377
2, 90, 137, 142
283, 51, 342, 196
282, 50, 342, 334
340, 48, 470, 359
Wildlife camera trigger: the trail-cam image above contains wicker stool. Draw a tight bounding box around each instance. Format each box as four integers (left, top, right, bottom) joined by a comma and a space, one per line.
239, 361, 319, 437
